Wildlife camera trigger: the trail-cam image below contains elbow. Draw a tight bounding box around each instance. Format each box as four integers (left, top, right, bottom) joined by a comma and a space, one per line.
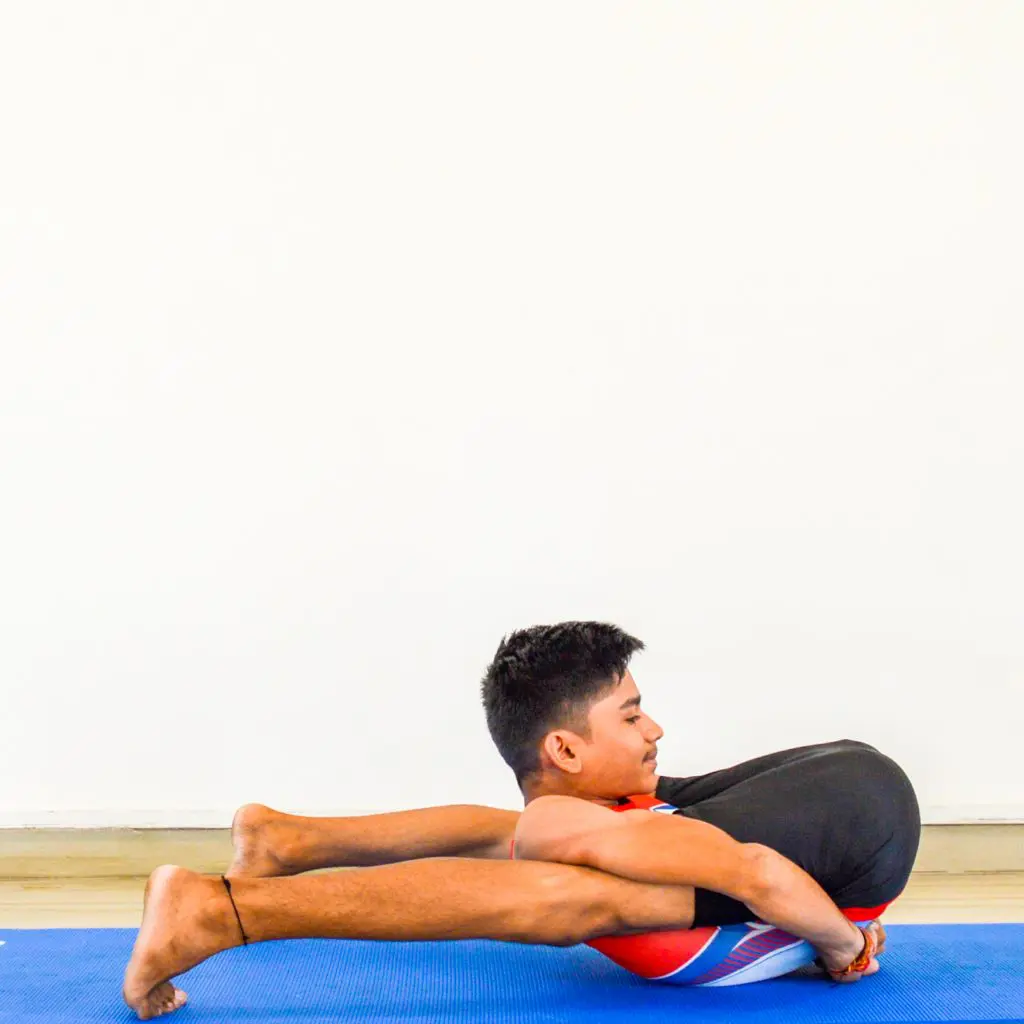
519, 829, 582, 865
736, 843, 779, 907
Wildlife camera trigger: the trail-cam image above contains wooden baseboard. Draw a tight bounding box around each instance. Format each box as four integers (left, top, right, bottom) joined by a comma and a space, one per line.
913, 824, 1024, 873
2, 824, 1023, 880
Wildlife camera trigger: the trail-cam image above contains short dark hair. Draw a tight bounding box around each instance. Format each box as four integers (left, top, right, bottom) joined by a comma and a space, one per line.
480, 621, 645, 783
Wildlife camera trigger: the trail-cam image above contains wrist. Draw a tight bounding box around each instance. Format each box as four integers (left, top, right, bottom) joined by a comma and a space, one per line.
819, 921, 866, 972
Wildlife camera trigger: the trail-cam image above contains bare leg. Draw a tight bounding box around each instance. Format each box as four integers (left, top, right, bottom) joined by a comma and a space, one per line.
228, 802, 520, 878
124, 857, 695, 1020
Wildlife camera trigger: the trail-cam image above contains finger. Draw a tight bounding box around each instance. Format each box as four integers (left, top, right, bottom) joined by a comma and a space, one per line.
831, 971, 862, 984
829, 957, 880, 983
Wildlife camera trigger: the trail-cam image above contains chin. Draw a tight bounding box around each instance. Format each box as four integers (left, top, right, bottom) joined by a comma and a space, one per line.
636, 764, 659, 793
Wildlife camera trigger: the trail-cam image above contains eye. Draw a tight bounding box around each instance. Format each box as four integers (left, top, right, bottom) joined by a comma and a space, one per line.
625, 715, 641, 724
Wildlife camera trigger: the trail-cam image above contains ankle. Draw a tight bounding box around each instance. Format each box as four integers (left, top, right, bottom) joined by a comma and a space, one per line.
264, 816, 303, 872
220, 875, 250, 946
211, 874, 253, 948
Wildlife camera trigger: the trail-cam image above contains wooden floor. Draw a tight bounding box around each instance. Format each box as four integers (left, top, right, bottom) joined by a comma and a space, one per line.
1, 872, 1022, 929
2, 824, 1023, 929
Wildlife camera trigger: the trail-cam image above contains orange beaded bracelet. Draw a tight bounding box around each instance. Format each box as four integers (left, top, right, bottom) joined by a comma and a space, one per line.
828, 925, 877, 978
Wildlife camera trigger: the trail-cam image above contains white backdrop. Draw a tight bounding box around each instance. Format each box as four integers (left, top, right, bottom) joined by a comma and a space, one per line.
1, 2, 1021, 827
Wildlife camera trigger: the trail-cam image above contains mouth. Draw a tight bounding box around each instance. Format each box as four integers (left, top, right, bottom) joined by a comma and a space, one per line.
643, 750, 658, 766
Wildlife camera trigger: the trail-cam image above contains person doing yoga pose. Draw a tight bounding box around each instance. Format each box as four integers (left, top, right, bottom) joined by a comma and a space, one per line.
123, 621, 919, 1018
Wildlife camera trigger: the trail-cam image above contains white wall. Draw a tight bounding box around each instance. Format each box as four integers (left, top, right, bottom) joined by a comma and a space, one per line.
1, 2, 1021, 827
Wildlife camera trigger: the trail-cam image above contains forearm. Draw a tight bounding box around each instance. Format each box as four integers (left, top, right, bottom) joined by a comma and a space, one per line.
741, 846, 864, 969
574, 817, 863, 970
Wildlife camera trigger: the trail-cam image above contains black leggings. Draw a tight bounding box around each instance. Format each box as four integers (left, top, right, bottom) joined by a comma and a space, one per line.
655, 739, 921, 927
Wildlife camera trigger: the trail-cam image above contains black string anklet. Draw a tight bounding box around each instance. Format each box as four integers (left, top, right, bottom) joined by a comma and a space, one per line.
221, 875, 249, 946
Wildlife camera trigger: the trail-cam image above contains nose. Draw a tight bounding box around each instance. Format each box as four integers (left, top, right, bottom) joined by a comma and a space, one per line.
645, 716, 665, 743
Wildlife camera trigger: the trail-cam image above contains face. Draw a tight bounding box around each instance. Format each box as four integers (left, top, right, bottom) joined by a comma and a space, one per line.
539, 670, 664, 802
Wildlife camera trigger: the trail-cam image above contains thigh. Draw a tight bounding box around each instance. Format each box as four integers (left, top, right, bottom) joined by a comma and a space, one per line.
655, 740, 852, 806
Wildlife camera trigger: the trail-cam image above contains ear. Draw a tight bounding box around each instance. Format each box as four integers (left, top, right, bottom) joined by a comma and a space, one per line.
541, 729, 584, 775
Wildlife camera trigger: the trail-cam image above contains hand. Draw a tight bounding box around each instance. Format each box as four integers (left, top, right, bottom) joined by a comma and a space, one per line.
826, 921, 886, 984
871, 919, 888, 956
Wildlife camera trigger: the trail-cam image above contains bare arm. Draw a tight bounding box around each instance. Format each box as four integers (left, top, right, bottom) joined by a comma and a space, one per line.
515, 797, 866, 972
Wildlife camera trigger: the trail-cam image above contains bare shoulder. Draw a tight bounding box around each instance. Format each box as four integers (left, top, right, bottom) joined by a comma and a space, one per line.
515, 796, 629, 862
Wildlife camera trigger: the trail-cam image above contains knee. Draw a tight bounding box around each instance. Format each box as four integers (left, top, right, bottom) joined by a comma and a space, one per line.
832, 738, 880, 755
828, 741, 920, 831
831, 740, 908, 783
828, 740, 909, 787
818, 740, 895, 785
509, 866, 620, 946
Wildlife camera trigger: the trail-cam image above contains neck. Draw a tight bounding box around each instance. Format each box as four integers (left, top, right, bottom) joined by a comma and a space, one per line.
520, 772, 627, 808
520, 768, 589, 805
520, 774, 565, 806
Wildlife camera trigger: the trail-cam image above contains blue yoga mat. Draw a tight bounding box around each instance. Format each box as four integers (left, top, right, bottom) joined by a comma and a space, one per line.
1, 925, 1022, 1023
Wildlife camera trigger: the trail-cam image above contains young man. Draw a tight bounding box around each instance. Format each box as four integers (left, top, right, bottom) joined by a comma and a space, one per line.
123, 622, 918, 1019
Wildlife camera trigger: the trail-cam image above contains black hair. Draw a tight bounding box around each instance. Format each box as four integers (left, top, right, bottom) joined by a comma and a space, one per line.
480, 621, 645, 784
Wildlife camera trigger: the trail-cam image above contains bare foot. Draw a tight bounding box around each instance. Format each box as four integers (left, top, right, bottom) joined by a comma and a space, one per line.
122, 865, 242, 1019
227, 803, 295, 879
